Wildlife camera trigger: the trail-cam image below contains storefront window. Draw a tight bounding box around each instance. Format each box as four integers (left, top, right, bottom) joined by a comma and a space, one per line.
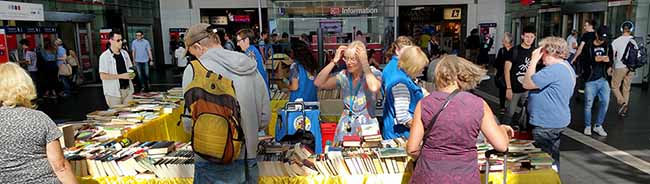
608, 5, 635, 38
268, 0, 386, 65
399, 5, 466, 55
540, 11, 562, 38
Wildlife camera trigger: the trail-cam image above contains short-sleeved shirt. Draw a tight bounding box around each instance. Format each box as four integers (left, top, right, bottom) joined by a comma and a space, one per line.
508, 45, 534, 93
99, 49, 133, 97
567, 35, 578, 54
585, 42, 613, 81
579, 32, 597, 61
612, 35, 635, 69
131, 39, 151, 63
333, 69, 381, 142
56, 46, 66, 65
528, 61, 576, 128
0, 107, 62, 183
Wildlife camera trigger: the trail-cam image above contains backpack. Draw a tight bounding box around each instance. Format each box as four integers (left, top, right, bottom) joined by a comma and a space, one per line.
622, 38, 647, 72
183, 60, 244, 164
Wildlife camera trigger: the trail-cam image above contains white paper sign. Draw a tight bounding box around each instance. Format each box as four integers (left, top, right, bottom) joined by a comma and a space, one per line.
0, 1, 44, 21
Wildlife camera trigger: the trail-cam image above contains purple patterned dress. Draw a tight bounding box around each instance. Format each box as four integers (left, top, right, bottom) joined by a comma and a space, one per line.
409, 91, 484, 184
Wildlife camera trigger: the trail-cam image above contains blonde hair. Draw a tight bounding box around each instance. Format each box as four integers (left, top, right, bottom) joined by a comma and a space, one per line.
0, 62, 37, 108
503, 32, 512, 44
344, 40, 367, 60
398, 46, 429, 78
539, 36, 569, 60
434, 55, 487, 91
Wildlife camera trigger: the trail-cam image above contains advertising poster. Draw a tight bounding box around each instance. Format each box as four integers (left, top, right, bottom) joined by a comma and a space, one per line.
78, 30, 91, 70
6, 34, 16, 51
100, 29, 112, 51
479, 23, 497, 54
0, 29, 8, 63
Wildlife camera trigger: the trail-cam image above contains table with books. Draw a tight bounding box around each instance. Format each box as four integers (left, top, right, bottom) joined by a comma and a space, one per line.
256, 137, 561, 184
60, 88, 196, 184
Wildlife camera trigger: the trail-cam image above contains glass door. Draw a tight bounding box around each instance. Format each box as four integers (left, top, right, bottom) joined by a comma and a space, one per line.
126, 24, 155, 63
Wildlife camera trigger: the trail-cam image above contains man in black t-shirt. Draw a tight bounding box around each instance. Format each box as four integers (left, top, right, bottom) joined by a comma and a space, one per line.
99, 31, 135, 107
503, 26, 536, 128
582, 27, 613, 137
571, 20, 598, 95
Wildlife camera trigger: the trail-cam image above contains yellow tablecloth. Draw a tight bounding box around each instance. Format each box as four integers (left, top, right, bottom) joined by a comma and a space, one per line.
258, 169, 560, 184
123, 106, 191, 143
78, 176, 192, 184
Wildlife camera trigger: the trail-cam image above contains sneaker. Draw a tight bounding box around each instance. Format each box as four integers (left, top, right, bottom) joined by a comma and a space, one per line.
593, 126, 608, 136
578, 89, 585, 94
584, 127, 592, 136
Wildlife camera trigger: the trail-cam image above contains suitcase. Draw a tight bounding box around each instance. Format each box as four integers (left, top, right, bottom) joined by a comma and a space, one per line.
484, 149, 508, 184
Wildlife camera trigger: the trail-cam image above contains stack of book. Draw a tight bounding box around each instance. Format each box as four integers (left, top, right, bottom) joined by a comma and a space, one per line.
360, 124, 382, 148
258, 143, 410, 176
478, 139, 556, 173
271, 90, 289, 100
64, 140, 193, 178
258, 143, 319, 177
318, 89, 341, 99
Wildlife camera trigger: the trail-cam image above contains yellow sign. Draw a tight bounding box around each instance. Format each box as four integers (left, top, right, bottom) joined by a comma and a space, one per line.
444, 8, 462, 20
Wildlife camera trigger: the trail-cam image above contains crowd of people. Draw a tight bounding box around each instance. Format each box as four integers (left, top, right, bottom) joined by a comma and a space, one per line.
0, 18, 643, 183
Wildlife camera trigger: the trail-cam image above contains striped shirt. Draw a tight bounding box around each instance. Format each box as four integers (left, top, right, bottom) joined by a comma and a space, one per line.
392, 83, 413, 125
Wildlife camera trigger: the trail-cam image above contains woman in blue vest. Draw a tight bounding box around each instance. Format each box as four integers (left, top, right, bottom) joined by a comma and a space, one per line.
288, 41, 319, 102
314, 41, 382, 145
382, 46, 430, 140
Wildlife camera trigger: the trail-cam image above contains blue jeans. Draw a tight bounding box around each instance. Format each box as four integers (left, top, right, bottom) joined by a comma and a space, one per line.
135, 62, 150, 87
59, 75, 71, 96
584, 78, 610, 128
532, 126, 564, 170
194, 157, 258, 184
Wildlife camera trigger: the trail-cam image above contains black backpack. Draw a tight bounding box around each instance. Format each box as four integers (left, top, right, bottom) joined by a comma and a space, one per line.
622, 38, 647, 72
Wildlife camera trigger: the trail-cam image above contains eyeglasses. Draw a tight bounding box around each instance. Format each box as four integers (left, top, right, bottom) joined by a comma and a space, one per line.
112, 39, 122, 43
237, 37, 247, 43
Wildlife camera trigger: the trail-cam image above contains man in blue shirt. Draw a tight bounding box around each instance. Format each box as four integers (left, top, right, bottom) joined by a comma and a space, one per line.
236, 29, 270, 94
522, 37, 576, 172
131, 31, 153, 91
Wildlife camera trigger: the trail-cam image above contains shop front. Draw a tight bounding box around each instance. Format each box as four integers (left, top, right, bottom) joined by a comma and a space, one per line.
398, 5, 467, 55
200, 8, 268, 36
268, 0, 386, 66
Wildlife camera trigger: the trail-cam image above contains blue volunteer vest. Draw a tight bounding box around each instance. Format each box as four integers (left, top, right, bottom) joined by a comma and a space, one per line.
382, 63, 424, 140
247, 46, 270, 95
289, 62, 318, 102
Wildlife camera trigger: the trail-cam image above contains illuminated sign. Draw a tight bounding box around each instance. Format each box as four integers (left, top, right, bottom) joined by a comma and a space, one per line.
233, 15, 250, 23
444, 8, 462, 20
330, 7, 378, 16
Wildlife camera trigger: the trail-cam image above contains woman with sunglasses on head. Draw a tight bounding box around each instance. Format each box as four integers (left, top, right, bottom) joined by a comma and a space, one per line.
314, 41, 382, 145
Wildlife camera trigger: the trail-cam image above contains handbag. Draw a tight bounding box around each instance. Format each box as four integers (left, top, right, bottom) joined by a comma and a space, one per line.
58, 61, 73, 76
411, 89, 460, 165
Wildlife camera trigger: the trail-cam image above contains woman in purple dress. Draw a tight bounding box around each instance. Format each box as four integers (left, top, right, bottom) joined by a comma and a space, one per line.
407, 56, 514, 184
